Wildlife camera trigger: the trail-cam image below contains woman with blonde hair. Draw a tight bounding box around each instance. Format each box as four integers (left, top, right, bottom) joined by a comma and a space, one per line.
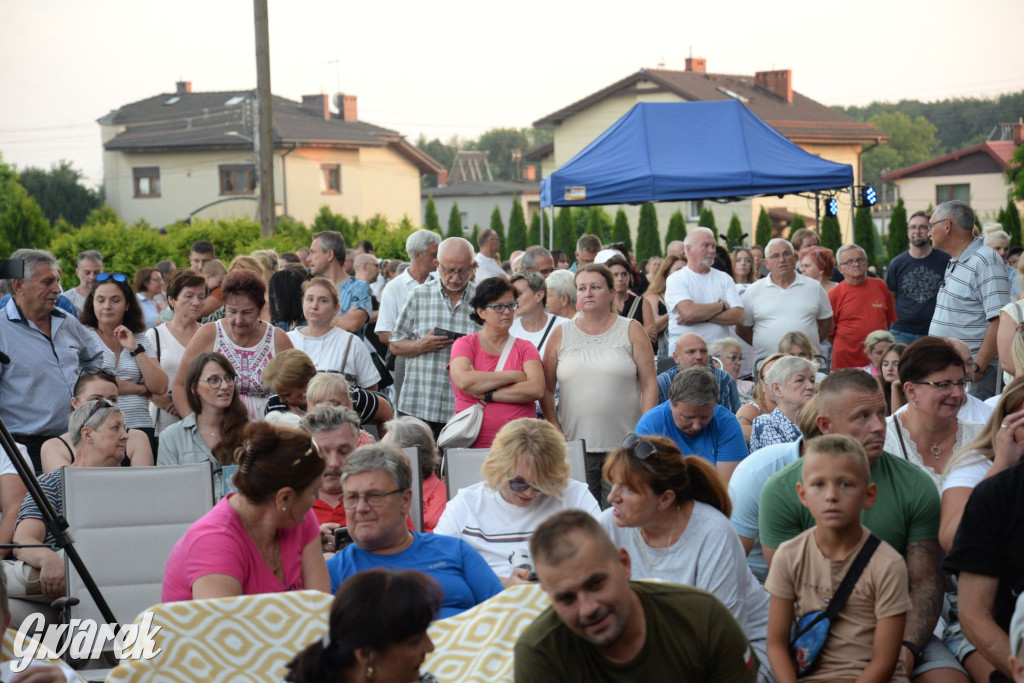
736, 353, 785, 445
732, 248, 756, 291
601, 433, 772, 679
263, 349, 318, 427
305, 373, 375, 447
435, 418, 599, 583
860, 329, 894, 377
644, 254, 686, 357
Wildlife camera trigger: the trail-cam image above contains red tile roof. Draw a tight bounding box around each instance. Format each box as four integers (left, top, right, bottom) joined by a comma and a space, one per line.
882, 141, 1018, 180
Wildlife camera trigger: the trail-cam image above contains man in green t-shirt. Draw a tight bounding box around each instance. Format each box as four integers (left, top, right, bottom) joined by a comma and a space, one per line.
514, 510, 758, 683
758, 369, 959, 681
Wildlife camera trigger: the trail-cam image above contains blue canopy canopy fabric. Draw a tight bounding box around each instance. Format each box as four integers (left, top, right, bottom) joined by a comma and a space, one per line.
540, 100, 854, 207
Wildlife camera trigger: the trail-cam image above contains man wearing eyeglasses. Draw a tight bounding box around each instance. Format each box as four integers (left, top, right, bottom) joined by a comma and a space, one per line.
827, 244, 896, 370
390, 238, 481, 437
928, 200, 1010, 401
0, 249, 104, 472
885, 211, 951, 345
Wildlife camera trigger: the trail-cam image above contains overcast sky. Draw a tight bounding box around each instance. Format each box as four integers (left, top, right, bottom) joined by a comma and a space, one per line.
1, 0, 1022, 189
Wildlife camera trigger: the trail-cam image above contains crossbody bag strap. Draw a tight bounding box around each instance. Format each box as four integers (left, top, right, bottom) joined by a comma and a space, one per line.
340, 334, 353, 373
496, 335, 515, 371
894, 416, 911, 461
536, 316, 558, 352
626, 295, 642, 320
795, 534, 881, 638
155, 327, 162, 362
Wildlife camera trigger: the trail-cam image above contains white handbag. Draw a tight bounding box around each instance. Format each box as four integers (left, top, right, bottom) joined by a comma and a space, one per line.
438, 336, 515, 449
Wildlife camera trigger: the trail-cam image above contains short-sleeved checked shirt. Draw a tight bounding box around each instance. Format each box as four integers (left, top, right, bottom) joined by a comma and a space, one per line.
929, 239, 1010, 355
391, 280, 479, 422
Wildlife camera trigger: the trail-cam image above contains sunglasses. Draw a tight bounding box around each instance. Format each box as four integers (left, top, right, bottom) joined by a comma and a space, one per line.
508, 477, 541, 493
621, 432, 656, 460
84, 398, 115, 426
95, 273, 128, 284
291, 439, 324, 467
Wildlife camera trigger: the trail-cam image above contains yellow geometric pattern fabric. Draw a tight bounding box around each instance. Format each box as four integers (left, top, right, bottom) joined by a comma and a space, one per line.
2, 627, 66, 662
424, 583, 551, 682
104, 590, 332, 683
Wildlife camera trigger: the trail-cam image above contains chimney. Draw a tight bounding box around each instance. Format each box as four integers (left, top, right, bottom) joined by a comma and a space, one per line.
339, 94, 358, 121
755, 69, 793, 103
1013, 120, 1024, 147
685, 57, 706, 73
301, 94, 330, 121
175, 81, 192, 95
522, 165, 537, 181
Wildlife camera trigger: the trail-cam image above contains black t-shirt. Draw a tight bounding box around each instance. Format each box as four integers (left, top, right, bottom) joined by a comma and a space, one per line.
943, 462, 1024, 633
884, 249, 951, 335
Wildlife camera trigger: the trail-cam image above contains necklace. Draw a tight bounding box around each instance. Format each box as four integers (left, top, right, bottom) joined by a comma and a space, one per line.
636, 519, 680, 569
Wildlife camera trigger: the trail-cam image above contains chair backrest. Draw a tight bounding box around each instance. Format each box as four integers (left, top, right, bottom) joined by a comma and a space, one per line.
62, 463, 215, 627
565, 439, 587, 484
402, 446, 424, 532
444, 447, 489, 500
105, 590, 332, 682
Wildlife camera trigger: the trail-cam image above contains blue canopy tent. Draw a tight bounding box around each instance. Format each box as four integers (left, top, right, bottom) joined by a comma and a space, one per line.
540, 100, 853, 212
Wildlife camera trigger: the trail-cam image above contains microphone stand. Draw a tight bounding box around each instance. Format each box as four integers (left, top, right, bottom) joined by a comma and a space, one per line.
0, 415, 119, 631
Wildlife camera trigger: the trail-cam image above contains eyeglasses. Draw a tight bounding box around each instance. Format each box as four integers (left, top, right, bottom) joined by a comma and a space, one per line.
95, 273, 127, 284
439, 265, 473, 278
724, 353, 743, 362
200, 375, 237, 389
839, 258, 868, 267
621, 432, 656, 460
766, 251, 794, 261
508, 477, 542, 493
911, 379, 971, 392
342, 488, 404, 508
928, 218, 950, 230
484, 301, 519, 313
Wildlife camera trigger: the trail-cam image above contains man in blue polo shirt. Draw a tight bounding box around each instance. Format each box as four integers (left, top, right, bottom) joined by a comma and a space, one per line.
635, 367, 747, 483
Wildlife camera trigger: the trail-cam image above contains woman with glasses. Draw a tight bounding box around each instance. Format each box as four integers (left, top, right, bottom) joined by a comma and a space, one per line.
133, 267, 164, 329
884, 337, 984, 488
435, 419, 599, 585
147, 268, 207, 438
600, 433, 772, 680
448, 277, 544, 449
158, 352, 249, 470
80, 272, 168, 450
41, 368, 154, 472
162, 420, 329, 601
174, 269, 293, 420
11, 399, 129, 603
325, 445, 502, 617
709, 337, 753, 400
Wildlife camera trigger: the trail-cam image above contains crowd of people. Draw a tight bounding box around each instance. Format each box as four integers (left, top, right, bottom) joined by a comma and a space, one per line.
1, 198, 1024, 682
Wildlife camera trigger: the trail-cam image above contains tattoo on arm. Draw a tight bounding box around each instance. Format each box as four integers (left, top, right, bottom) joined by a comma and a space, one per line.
903, 540, 944, 647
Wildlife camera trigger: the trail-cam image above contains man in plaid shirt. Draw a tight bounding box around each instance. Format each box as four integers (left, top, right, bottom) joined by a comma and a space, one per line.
390, 237, 480, 436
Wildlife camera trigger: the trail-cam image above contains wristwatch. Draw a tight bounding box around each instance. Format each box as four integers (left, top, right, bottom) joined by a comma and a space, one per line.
129, 344, 146, 357
971, 361, 981, 375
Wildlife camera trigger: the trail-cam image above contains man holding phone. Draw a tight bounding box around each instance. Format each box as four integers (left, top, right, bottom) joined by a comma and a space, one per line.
390, 237, 481, 438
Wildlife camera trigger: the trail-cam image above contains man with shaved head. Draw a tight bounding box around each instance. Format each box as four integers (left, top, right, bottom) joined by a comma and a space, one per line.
655, 333, 739, 412
665, 227, 744, 350
514, 510, 758, 682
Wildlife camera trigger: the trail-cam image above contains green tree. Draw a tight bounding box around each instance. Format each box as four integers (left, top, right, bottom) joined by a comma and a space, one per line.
1004, 199, 1022, 247
414, 134, 462, 188
424, 195, 440, 232
755, 207, 772, 248
0, 156, 51, 256
787, 213, 807, 238
612, 209, 631, 252
698, 206, 717, 238
854, 207, 878, 269
665, 210, 687, 247
587, 208, 606, 243
311, 205, 354, 245
820, 214, 842, 253
861, 111, 940, 193
446, 202, 463, 239
466, 127, 553, 182
489, 204, 505, 244
18, 160, 103, 227
528, 211, 541, 247
507, 197, 528, 252
726, 213, 744, 247
470, 224, 480, 250
635, 203, 660, 259
887, 197, 909, 261
554, 208, 575, 254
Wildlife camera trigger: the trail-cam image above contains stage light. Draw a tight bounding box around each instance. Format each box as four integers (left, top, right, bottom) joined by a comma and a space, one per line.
824, 197, 839, 217
861, 186, 877, 207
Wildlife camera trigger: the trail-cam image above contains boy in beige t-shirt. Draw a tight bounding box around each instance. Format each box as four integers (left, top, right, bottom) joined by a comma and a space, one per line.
765, 434, 911, 682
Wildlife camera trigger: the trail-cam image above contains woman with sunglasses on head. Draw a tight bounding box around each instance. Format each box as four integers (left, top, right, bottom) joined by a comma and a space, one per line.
884, 336, 984, 489
40, 368, 154, 472
448, 277, 544, 449
435, 418, 599, 586
80, 272, 168, 450
162, 420, 329, 601
158, 352, 249, 471
10, 399, 129, 604
146, 268, 207, 438
600, 433, 772, 680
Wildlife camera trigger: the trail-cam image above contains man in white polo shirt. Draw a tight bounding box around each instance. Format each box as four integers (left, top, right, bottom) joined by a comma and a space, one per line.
664, 227, 744, 350
737, 237, 834, 367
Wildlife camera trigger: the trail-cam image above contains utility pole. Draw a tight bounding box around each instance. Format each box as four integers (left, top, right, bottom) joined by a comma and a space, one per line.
253, 0, 275, 237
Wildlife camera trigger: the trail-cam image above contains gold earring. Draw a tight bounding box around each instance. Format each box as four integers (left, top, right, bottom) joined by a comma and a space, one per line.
366, 666, 374, 678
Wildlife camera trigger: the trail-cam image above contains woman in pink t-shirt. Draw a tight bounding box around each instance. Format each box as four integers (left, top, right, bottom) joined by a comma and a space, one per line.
449, 277, 544, 449
162, 421, 329, 601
